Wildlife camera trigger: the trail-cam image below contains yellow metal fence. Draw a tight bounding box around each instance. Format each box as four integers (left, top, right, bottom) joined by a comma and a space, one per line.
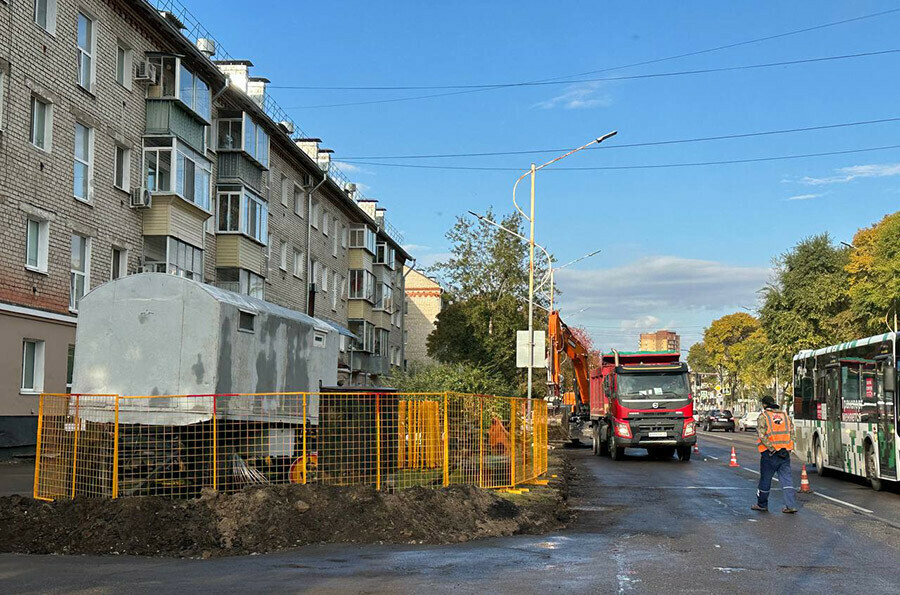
33, 392, 549, 500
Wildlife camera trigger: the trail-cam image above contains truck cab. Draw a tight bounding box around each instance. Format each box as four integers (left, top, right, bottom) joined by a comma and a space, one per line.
590, 351, 696, 461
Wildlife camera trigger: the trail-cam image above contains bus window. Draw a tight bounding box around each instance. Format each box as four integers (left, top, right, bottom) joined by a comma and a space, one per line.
841, 363, 861, 422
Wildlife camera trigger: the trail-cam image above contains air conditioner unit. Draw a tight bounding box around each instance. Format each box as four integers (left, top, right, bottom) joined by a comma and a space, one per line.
130, 187, 152, 208
134, 61, 158, 83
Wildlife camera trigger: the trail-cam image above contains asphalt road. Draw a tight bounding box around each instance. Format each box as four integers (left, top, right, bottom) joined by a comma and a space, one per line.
2, 433, 899, 594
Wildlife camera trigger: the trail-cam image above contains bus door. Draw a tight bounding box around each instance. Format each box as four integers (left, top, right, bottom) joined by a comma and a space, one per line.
825, 366, 843, 468
877, 360, 897, 479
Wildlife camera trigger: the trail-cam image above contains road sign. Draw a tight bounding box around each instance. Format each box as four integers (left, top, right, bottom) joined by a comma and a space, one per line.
516, 330, 546, 368
715, 384, 722, 392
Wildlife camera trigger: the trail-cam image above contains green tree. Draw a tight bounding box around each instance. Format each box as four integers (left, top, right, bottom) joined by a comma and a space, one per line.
703, 312, 760, 404
847, 212, 900, 334
391, 362, 516, 396
686, 341, 714, 373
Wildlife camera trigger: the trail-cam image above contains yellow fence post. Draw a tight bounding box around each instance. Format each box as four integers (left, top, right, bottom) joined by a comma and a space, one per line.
510, 398, 516, 487
212, 395, 218, 491
479, 396, 484, 488
375, 394, 381, 491
112, 396, 120, 498
32, 394, 44, 499
302, 393, 307, 485
442, 392, 449, 487
70, 395, 81, 499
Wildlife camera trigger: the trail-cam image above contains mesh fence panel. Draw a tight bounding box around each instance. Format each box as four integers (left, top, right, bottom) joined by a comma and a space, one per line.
33, 392, 549, 499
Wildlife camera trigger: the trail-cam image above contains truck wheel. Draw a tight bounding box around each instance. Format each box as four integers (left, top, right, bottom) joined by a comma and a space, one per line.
610, 438, 626, 461
677, 446, 691, 461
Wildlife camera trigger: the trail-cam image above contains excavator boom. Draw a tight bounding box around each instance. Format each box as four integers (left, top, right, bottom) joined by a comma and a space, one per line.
547, 310, 591, 408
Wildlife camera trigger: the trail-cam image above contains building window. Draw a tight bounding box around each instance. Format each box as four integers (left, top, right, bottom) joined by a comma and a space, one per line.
0, 71, 5, 131
66, 344, 75, 393
340, 275, 347, 301
216, 118, 242, 150
73, 122, 93, 201
148, 56, 210, 121
349, 225, 376, 254
312, 260, 320, 288
216, 268, 263, 298
376, 283, 393, 312
314, 330, 327, 348
34, 0, 57, 35
322, 267, 329, 292
279, 175, 289, 207
322, 210, 329, 235
311, 200, 319, 229
349, 269, 376, 302
114, 144, 130, 190
279, 239, 287, 271
70, 234, 90, 311
25, 218, 49, 273
292, 249, 304, 278
332, 218, 339, 256
241, 191, 268, 243
176, 144, 211, 210
76, 12, 96, 92
116, 42, 132, 90
375, 242, 396, 268
374, 329, 389, 358
21, 339, 45, 393
332, 277, 339, 310
142, 236, 202, 281
216, 113, 268, 166
349, 320, 375, 353
341, 224, 347, 249
111, 247, 127, 280
239, 310, 255, 332
30, 96, 52, 151
293, 183, 306, 217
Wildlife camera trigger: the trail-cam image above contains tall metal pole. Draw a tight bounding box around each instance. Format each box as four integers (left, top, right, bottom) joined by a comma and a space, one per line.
528, 163, 536, 403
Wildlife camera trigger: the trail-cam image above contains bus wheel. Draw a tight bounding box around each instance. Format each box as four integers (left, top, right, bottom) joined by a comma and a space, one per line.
865, 442, 884, 492
814, 437, 827, 477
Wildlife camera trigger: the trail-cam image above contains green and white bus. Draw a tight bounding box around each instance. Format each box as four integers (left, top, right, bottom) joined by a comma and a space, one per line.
793, 332, 898, 491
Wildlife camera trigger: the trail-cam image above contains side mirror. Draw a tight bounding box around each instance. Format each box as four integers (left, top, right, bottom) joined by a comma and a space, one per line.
884, 365, 897, 393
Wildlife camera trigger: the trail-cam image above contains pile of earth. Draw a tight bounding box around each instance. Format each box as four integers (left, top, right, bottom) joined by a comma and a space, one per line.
0, 453, 570, 558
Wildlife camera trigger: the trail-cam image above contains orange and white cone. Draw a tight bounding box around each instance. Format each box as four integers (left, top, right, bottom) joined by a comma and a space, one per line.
693, 442, 700, 454
800, 464, 812, 493
729, 447, 739, 467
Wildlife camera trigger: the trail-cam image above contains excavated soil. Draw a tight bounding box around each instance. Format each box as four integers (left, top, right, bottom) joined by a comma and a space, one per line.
0, 452, 571, 558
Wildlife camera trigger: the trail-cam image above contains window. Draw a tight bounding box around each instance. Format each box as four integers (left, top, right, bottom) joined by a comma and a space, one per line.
114, 144, 130, 190
66, 344, 75, 394
21, 339, 45, 393
349, 320, 375, 353
77, 13, 96, 92
293, 249, 304, 278
216, 118, 242, 150
242, 114, 269, 167
216, 268, 263, 298
349, 269, 376, 302
176, 143, 211, 210
73, 122, 93, 201
375, 242, 396, 267
25, 218, 49, 273
322, 267, 329, 292
376, 283, 393, 312
111, 247, 127, 280
311, 200, 319, 229
148, 56, 210, 121
312, 260, 320, 288
30, 96, 52, 151
116, 42, 133, 90
143, 138, 173, 192
241, 191, 268, 243
322, 210, 329, 235
314, 330, 327, 348
331, 276, 339, 310
0, 71, 5, 130
70, 234, 90, 311
374, 329, 389, 358
340, 275, 347, 301
34, 0, 57, 35
349, 225, 376, 253
239, 310, 255, 332
280, 175, 289, 207
341, 224, 347, 249
279, 239, 287, 271
293, 183, 306, 217
166, 237, 202, 280
332, 219, 339, 256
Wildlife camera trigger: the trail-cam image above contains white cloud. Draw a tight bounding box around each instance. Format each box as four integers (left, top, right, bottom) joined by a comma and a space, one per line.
403, 243, 432, 253
799, 163, 900, 186
785, 193, 821, 201
333, 161, 374, 177
534, 81, 613, 110
619, 315, 660, 330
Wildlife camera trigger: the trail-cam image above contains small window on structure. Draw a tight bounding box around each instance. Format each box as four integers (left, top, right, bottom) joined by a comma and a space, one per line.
238, 310, 256, 332
314, 330, 327, 348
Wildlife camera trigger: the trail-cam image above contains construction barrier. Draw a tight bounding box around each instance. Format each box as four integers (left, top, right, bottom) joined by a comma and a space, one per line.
33, 392, 549, 500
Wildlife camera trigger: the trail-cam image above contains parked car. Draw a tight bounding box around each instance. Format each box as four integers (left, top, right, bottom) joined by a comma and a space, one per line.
738, 411, 762, 432
703, 409, 735, 432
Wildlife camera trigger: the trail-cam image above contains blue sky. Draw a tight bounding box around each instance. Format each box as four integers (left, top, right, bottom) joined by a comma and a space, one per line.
189, 0, 900, 350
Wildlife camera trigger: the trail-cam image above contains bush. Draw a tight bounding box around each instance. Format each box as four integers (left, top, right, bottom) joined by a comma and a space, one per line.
390, 362, 520, 397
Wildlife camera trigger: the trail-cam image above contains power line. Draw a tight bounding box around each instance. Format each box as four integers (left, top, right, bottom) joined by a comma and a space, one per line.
271, 8, 900, 91
338, 143, 900, 172
282, 48, 900, 109
339, 116, 900, 160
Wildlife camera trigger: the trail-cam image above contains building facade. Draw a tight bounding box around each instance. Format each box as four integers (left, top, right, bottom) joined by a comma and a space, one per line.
639, 330, 680, 352
403, 267, 443, 366
0, 0, 409, 448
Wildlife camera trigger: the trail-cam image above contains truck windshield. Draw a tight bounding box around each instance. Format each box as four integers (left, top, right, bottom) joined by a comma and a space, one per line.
616, 372, 690, 406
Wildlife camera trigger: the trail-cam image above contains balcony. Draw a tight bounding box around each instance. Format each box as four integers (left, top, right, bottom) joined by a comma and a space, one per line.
142, 195, 209, 248
146, 99, 206, 154
217, 152, 264, 194
215, 235, 265, 276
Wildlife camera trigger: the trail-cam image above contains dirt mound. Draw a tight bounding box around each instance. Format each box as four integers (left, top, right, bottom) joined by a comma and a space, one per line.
0, 453, 570, 558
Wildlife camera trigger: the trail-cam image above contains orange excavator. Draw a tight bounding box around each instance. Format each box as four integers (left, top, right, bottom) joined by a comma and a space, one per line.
547, 310, 592, 442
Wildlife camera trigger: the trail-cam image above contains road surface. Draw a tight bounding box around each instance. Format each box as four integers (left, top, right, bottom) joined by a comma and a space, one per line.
2, 430, 899, 594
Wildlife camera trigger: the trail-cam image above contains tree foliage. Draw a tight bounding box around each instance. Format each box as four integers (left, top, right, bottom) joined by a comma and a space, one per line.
687, 341, 713, 373
390, 362, 517, 397
847, 212, 900, 334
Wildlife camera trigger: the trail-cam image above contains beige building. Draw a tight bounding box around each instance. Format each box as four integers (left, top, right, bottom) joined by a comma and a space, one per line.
0, 0, 410, 448
403, 268, 444, 366
639, 330, 680, 352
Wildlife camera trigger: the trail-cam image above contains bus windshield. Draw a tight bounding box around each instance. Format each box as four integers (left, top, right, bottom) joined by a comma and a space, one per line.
616, 372, 690, 407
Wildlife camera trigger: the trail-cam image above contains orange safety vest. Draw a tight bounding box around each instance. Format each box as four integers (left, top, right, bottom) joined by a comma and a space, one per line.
757, 409, 794, 453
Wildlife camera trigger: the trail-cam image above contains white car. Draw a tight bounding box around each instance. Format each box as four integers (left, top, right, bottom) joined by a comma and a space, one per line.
738, 411, 762, 432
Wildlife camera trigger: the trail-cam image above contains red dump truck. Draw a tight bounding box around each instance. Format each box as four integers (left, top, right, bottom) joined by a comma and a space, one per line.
589, 351, 696, 461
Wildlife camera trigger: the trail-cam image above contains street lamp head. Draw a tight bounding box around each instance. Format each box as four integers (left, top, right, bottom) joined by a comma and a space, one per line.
596, 131, 618, 144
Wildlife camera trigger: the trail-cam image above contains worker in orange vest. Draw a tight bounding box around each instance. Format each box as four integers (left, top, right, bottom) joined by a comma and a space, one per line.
751, 395, 798, 513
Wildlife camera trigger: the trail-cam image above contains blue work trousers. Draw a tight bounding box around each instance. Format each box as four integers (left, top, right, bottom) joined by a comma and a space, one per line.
757, 449, 797, 510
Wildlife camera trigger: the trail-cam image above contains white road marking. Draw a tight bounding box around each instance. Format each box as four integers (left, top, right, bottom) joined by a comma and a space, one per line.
706, 455, 720, 460
742, 467, 760, 474
814, 492, 874, 514
699, 432, 735, 442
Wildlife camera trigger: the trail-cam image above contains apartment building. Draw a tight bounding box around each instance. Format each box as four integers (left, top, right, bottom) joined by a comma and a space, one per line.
0, 0, 409, 447
639, 330, 681, 352
403, 267, 444, 366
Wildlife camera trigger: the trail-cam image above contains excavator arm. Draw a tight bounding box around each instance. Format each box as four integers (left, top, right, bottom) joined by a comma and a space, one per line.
547, 310, 591, 410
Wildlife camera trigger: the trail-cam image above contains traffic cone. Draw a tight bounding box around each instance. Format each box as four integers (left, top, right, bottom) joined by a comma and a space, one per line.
693, 442, 700, 454
729, 447, 739, 467
800, 464, 812, 493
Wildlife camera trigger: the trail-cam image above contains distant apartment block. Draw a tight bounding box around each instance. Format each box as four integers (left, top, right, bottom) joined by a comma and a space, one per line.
403, 268, 443, 366
639, 330, 680, 352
